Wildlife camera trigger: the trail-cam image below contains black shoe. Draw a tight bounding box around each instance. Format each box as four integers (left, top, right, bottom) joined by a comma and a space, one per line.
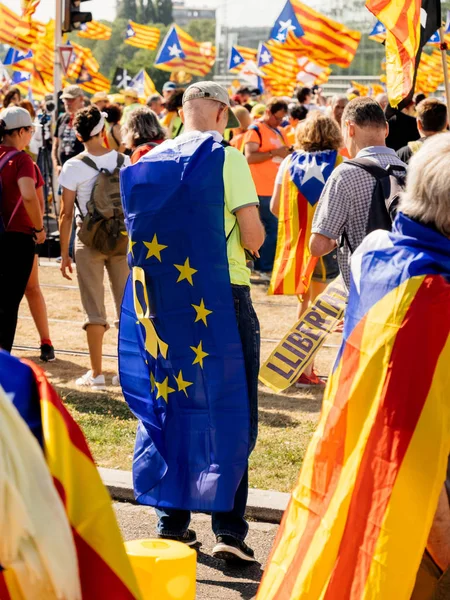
158, 529, 197, 547
212, 535, 256, 563
40, 344, 55, 362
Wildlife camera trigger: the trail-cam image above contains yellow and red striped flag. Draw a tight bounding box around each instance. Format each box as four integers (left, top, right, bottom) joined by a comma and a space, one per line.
269, 150, 342, 296
155, 24, 215, 77
125, 19, 160, 50
0, 358, 142, 599
271, 0, 361, 68
0, 3, 45, 52
76, 67, 110, 95
78, 20, 112, 41
258, 216, 450, 600
366, 0, 441, 108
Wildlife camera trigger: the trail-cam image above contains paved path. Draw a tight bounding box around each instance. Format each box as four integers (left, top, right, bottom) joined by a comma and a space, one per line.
114, 502, 278, 600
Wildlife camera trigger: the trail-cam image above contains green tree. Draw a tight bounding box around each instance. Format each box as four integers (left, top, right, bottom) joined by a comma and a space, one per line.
117, 0, 137, 21
186, 19, 215, 42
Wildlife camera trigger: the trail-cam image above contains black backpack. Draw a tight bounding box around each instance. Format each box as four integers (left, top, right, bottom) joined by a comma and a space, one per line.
344, 158, 407, 252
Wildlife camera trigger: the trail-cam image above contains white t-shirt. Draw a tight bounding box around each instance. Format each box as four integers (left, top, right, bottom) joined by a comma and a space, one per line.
59, 150, 131, 216
275, 155, 291, 186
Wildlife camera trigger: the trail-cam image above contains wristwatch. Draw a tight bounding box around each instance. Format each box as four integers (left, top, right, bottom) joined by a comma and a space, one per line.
33, 227, 45, 233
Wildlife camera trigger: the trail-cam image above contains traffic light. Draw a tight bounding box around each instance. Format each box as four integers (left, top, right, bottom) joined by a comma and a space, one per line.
63, 0, 92, 33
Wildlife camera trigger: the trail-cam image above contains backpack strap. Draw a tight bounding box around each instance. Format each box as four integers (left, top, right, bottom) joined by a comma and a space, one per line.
76, 154, 100, 172
0, 150, 21, 173
248, 124, 262, 147
345, 158, 390, 179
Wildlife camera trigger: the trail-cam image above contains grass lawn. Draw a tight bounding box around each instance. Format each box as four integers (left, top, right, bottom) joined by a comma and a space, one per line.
15, 263, 340, 493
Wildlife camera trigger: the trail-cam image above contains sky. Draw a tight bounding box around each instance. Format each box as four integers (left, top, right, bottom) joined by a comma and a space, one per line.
3, 0, 285, 28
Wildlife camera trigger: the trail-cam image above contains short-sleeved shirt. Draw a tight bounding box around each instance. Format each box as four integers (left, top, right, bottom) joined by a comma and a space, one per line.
243, 121, 288, 197
59, 150, 131, 217
55, 113, 84, 166
312, 146, 406, 289
0, 146, 44, 234
168, 130, 259, 286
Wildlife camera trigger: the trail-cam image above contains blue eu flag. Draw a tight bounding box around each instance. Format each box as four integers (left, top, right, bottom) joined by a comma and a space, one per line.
119, 133, 250, 512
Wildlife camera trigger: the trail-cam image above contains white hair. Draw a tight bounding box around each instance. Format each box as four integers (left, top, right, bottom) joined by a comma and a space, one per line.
399, 132, 450, 236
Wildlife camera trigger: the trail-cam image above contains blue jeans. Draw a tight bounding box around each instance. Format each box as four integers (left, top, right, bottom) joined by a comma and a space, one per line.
254, 195, 278, 273
156, 284, 260, 541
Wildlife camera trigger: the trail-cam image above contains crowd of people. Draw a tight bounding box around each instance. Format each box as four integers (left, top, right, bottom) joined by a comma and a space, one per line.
0, 74, 449, 589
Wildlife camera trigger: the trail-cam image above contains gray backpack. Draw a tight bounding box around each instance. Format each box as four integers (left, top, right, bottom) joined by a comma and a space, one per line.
75, 153, 128, 256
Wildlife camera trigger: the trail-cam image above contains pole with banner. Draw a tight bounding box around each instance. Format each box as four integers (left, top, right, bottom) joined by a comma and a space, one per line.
439, 27, 450, 106
54, 0, 63, 107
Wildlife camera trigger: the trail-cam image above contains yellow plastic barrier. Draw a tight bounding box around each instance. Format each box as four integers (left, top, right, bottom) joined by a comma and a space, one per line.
125, 538, 197, 600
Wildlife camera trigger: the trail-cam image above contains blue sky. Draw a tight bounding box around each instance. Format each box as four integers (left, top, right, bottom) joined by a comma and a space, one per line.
3, 0, 285, 28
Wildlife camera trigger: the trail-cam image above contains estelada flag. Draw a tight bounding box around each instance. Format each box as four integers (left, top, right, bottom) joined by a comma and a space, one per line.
125, 20, 160, 50
0, 353, 141, 600
366, 0, 441, 108
78, 20, 112, 41
271, 0, 361, 68
155, 24, 215, 77
119, 134, 250, 512
258, 212, 450, 600
269, 150, 342, 296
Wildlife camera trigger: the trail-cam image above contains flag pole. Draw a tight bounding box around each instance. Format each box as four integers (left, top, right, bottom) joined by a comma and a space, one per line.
439, 27, 450, 107
54, 0, 63, 106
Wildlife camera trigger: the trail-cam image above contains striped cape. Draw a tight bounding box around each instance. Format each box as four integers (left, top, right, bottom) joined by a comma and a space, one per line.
269, 150, 341, 296
0, 357, 141, 600
258, 213, 450, 600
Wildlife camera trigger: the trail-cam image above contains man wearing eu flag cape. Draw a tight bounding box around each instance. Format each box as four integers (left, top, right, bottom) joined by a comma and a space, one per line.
119, 82, 265, 562
257, 135, 450, 600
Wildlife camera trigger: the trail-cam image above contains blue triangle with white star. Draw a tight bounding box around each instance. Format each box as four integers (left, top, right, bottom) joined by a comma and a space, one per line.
155, 25, 185, 65
428, 30, 440, 43
270, 0, 304, 43
4, 47, 33, 66
11, 71, 31, 84
369, 20, 386, 37
130, 69, 145, 95
228, 46, 245, 70
126, 22, 136, 39
257, 43, 274, 68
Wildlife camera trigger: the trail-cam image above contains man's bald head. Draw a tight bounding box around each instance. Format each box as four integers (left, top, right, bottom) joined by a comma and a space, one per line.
180, 97, 228, 134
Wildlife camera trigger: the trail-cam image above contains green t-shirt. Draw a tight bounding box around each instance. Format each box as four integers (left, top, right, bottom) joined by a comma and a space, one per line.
223, 146, 259, 286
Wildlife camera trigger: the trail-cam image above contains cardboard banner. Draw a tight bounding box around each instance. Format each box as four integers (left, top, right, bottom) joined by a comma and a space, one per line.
259, 278, 348, 392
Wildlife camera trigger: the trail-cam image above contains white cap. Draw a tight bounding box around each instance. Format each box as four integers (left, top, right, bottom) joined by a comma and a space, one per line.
0, 106, 33, 130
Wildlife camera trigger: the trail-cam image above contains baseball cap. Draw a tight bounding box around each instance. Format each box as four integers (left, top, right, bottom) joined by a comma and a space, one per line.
123, 87, 139, 99
92, 91, 109, 102
61, 85, 84, 100
0, 106, 33, 130
183, 82, 240, 129
162, 81, 177, 92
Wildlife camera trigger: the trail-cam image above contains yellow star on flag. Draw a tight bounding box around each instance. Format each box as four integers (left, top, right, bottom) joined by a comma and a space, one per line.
190, 341, 209, 369
128, 237, 137, 257
155, 376, 175, 403
192, 298, 213, 326
174, 370, 193, 397
143, 234, 167, 262
174, 258, 197, 286
150, 372, 155, 393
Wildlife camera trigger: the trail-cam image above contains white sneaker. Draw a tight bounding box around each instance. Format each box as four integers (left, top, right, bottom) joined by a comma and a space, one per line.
112, 374, 120, 386
75, 370, 106, 390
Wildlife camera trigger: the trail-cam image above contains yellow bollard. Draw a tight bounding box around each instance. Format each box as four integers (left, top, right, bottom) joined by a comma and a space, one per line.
125, 538, 197, 600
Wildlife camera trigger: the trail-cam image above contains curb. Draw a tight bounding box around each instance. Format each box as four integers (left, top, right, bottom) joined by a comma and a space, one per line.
99, 467, 289, 525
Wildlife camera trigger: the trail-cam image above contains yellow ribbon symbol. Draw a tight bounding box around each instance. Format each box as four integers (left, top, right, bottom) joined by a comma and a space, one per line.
132, 267, 168, 359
